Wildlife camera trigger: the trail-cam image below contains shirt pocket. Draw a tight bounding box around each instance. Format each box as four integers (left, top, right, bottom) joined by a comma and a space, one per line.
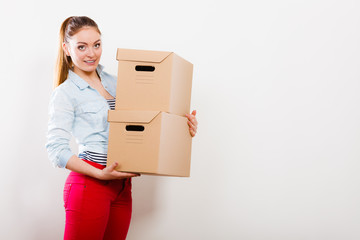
78, 101, 108, 130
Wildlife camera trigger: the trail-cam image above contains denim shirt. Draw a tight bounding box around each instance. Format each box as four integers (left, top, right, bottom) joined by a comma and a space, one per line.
46, 65, 117, 168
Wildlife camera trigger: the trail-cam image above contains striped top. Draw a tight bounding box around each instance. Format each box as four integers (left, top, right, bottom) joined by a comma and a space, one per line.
107, 98, 116, 110
78, 98, 116, 166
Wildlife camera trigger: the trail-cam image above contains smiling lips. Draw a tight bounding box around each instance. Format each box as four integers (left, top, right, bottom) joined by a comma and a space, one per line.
85, 60, 96, 65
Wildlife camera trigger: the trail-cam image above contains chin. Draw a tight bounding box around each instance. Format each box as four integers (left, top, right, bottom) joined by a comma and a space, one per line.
82, 65, 98, 73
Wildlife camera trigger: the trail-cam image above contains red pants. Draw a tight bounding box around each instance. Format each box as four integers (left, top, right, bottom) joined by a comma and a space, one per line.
63, 160, 132, 240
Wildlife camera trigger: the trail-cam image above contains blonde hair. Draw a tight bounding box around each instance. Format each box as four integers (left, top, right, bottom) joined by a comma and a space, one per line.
54, 16, 101, 88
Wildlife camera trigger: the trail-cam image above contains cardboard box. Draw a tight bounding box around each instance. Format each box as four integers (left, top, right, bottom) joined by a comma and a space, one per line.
107, 110, 192, 177
115, 48, 193, 116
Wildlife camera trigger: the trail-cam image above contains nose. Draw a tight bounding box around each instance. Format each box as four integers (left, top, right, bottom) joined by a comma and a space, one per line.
86, 47, 95, 57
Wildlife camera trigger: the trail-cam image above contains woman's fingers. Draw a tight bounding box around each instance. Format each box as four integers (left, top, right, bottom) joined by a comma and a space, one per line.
111, 165, 140, 178
108, 162, 118, 171
102, 162, 140, 180
187, 120, 197, 137
187, 120, 197, 132
117, 172, 140, 178
186, 111, 198, 126
189, 128, 196, 137
185, 110, 198, 137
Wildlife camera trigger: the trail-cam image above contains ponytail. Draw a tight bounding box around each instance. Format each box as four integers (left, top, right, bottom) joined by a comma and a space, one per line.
54, 17, 72, 88
54, 16, 101, 88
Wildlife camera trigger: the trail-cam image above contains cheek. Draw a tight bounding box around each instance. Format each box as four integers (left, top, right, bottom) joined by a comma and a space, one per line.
71, 50, 85, 61
96, 48, 102, 57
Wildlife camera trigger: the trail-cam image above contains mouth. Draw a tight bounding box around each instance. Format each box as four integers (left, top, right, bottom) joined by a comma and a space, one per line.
85, 60, 96, 63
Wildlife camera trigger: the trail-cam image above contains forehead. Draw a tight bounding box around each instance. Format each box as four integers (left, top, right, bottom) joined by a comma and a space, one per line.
70, 27, 101, 43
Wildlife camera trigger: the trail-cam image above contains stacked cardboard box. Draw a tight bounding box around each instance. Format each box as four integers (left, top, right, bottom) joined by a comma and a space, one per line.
107, 48, 193, 177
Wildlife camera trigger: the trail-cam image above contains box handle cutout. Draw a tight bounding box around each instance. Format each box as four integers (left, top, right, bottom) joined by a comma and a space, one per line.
135, 65, 155, 72
126, 125, 145, 132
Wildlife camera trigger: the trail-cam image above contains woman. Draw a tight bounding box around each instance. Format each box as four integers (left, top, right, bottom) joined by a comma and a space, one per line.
46, 16, 198, 240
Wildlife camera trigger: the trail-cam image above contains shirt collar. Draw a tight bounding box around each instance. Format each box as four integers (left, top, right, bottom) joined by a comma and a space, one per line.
68, 64, 105, 90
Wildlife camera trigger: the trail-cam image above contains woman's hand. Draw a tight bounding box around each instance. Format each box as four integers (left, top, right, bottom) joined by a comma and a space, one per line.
185, 110, 198, 137
98, 162, 140, 180
66, 155, 140, 180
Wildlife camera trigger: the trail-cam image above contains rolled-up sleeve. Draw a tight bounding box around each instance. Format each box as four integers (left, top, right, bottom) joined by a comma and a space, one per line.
45, 88, 75, 168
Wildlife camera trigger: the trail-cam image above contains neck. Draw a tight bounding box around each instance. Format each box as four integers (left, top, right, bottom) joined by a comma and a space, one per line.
73, 67, 99, 84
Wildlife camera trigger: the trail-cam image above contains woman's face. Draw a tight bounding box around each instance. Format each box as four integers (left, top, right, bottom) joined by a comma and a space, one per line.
64, 27, 102, 74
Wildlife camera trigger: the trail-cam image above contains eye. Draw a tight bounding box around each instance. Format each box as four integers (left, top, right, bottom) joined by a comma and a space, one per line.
94, 43, 101, 48
78, 45, 86, 51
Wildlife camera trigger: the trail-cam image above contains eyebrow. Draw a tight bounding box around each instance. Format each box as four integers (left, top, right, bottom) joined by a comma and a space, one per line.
76, 39, 101, 45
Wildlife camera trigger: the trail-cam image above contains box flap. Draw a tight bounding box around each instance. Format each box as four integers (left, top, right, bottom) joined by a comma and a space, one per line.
108, 110, 160, 123
116, 48, 172, 63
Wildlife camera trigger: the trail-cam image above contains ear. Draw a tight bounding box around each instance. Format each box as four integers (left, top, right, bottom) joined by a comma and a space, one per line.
62, 42, 70, 56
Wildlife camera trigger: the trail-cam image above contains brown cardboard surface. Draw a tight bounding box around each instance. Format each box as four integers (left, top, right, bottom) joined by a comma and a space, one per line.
115, 48, 193, 116
107, 110, 192, 177
116, 48, 171, 63
108, 110, 159, 123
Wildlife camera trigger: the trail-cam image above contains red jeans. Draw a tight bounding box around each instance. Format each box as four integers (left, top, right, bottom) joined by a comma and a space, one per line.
63, 160, 132, 240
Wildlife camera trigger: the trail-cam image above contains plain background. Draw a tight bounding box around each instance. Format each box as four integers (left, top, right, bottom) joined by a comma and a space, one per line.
1, 0, 360, 239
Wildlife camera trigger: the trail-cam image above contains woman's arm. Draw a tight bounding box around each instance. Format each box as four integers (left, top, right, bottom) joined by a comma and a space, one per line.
46, 88, 76, 168
46, 88, 139, 180
65, 155, 139, 180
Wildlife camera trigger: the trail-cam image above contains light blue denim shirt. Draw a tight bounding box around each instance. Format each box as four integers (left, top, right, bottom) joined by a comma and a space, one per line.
46, 65, 116, 168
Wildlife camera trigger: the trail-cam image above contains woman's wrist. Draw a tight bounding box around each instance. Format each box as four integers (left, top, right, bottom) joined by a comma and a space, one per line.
90, 167, 101, 179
